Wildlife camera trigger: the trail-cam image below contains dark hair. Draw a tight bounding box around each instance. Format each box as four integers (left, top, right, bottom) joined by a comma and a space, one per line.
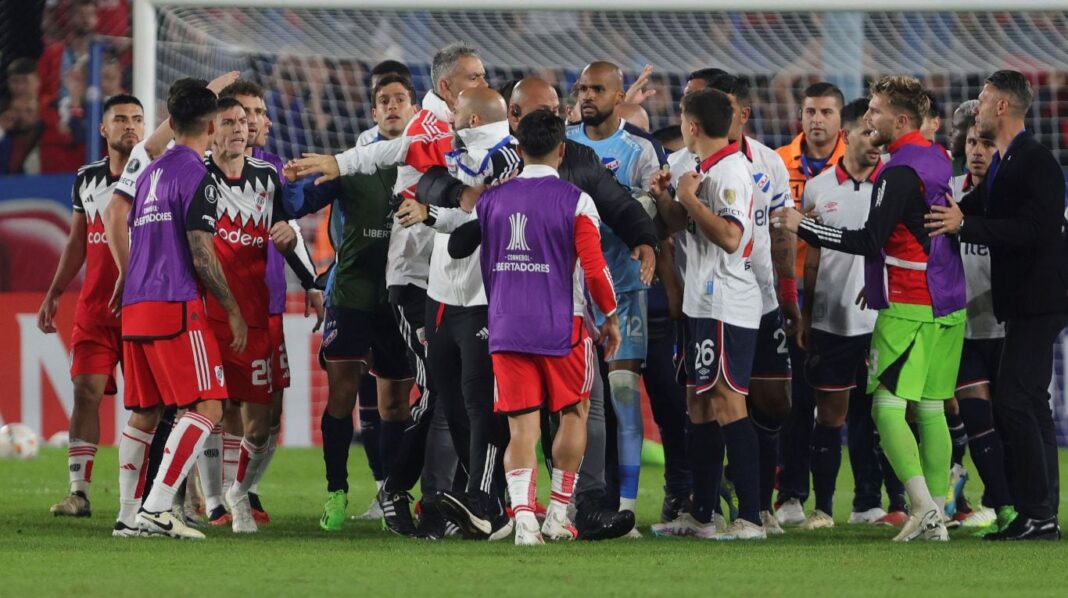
803, 82, 845, 108
168, 77, 209, 102
681, 88, 733, 138
372, 74, 416, 104
168, 86, 218, 136
103, 94, 142, 115
515, 108, 566, 159
840, 98, 869, 129
686, 68, 728, 88
985, 70, 1033, 114
371, 60, 412, 80
220, 80, 264, 101
702, 71, 751, 106
652, 124, 682, 146
6, 58, 37, 77
216, 96, 245, 112
923, 90, 942, 120
497, 78, 522, 106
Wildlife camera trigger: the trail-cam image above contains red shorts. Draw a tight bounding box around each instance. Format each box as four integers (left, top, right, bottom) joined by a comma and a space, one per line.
70, 321, 122, 395
269, 314, 290, 391
209, 318, 273, 404
491, 318, 596, 414
122, 300, 227, 410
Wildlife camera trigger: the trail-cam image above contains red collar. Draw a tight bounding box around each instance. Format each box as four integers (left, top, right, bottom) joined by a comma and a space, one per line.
887, 130, 931, 154
737, 136, 754, 162
961, 172, 975, 192
834, 157, 883, 185
699, 141, 741, 173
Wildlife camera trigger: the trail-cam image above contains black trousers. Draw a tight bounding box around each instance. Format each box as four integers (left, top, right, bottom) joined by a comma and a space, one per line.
779, 335, 814, 502
644, 318, 691, 497
995, 312, 1066, 520
425, 299, 505, 501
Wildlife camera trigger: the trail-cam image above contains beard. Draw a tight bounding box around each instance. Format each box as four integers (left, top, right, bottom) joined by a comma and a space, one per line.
581, 106, 612, 128
109, 138, 137, 155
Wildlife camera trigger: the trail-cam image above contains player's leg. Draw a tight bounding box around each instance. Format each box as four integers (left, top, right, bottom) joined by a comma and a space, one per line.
748, 311, 793, 533
114, 338, 164, 537
505, 409, 544, 546
955, 340, 1015, 534
248, 314, 290, 523
51, 374, 108, 517
943, 398, 970, 520
606, 290, 647, 518
352, 374, 385, 520
776, 334, 813, 525
642, 318, 692, 523
227, 398, 273, 534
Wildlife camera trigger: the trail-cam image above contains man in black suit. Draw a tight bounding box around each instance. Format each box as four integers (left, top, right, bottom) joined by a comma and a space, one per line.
928, 70, 1068, 540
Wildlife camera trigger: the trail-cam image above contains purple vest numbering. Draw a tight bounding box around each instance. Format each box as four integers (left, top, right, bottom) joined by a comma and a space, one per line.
478, 176, 580, 356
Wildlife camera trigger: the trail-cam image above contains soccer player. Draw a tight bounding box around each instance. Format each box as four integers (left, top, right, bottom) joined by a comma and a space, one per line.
568, 61, 664, 526
920, 90, 943, 143
397, 87, 521, 540
292, 43, 486, 535
774, 82, 847, 525
356, 60, 414, 147
213, 80, 322, 525
194, 97, 298, 534
415, 76, 657, 540
450, 108, 621, 545
949, 119, 1016, 536
40, 94, 144, 517
652, 88, 765, 540
113, 85, 242, 540
774, 75, 964, 542
282, 75, 420, 534
797, 98, 885, 529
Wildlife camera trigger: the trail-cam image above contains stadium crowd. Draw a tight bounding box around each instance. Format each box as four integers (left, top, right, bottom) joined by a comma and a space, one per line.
7, 2, 1068, 546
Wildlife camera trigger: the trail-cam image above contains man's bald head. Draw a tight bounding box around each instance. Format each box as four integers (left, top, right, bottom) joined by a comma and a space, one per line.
576, 61, 625, 128
509, 77, 561, 132
453, 87, 508, 131
616, 102, 650, 132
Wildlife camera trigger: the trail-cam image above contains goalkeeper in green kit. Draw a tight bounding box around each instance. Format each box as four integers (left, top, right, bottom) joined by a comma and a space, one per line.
774, 76, 964, 542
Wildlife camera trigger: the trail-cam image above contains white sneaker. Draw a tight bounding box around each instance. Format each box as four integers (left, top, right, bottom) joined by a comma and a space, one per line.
712, 513, 728, 533
775, 498, 806, 525
351, 497, 384, 521
961, 507, 997, 529
112, 520, 141, 538
514, 516, 544, 546
713, 518, 767, 541
760, 510, 785, 535
136, 509, 205, 539
541, 511, 578, 541
624, 526, 643, 539
892, 508, 947, 542
489, 518, 515, 542
848, 507, 887, 524
800, 510, 835, 530
225, 487, 258, 534
651, 513, 714, 537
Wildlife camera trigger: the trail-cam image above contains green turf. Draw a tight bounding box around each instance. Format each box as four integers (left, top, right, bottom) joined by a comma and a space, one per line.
2, 447, 1067, 596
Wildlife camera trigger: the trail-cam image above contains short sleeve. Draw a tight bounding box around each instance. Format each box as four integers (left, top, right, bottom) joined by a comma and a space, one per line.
71, 172, 85, 212
712, 171, 751, 233
186, 173, 219, 233
116, 142, 150, 201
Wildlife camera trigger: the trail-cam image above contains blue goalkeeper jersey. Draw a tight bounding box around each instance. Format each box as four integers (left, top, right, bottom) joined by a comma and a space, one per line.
567, 120, 666, 293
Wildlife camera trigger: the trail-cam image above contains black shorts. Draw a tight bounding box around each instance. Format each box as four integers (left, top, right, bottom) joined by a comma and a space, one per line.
684, 317, 758, 395
318, 304, 413, 380
956, 338, 1004, 392
751, 309, 793, 380
805, 329, 871, 392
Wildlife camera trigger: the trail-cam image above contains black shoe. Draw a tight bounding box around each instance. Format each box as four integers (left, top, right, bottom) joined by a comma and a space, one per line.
415, 492, 448, 540
438, 490, 512, 540
660, 493, 692, 523
575, 504, 635, 541
985, 515, 1061, 541
378, 488, 418, 537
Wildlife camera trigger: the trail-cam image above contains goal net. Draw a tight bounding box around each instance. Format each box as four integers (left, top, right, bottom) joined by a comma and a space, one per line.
146, 5, 1068, 444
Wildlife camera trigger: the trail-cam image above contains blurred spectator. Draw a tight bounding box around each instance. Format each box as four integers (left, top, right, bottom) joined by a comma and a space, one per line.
0, 95, 44, 174
94, 0, 130, 37
38, 0, 96, 172
100, 52, 126, 98
266, 54, 309, 156
5, 59, 41, 102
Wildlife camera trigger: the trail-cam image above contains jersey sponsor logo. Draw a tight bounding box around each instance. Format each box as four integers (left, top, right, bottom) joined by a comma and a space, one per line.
86, 231, 109, 245
506, 212, 531, 252
962, 243, 989, 256
216, 226, 266, 247
601, 156, 621, 173
824, 201, 839, 213
362, 228, 390, 239
145, 169, 162, 205
132, 211, 173, 227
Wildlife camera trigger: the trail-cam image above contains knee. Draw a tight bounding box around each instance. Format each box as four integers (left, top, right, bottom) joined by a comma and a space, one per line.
608, 370, 642, 407
72, 382, 103, 408
194, 400, 224, 424
815, 395, 849, 428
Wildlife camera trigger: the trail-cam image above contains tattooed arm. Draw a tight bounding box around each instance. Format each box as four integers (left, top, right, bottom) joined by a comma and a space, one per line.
187, 230, 247, 353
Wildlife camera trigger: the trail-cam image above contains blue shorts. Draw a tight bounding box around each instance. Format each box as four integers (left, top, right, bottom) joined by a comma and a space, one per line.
684, 317, 758, 395
805, 329, 871, 392
595, 289, 647, 363
751, 309, 793, 380
318, 305, 412, 380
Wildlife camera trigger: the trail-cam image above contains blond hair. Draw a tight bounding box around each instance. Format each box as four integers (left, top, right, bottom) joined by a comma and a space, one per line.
869, 75, 930, 128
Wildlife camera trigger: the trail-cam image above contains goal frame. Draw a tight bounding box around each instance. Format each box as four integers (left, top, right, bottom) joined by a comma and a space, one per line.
133, 0, 1066, 127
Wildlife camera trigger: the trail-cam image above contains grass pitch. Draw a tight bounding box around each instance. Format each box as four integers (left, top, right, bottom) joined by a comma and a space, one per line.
2, 447, 1067, 596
